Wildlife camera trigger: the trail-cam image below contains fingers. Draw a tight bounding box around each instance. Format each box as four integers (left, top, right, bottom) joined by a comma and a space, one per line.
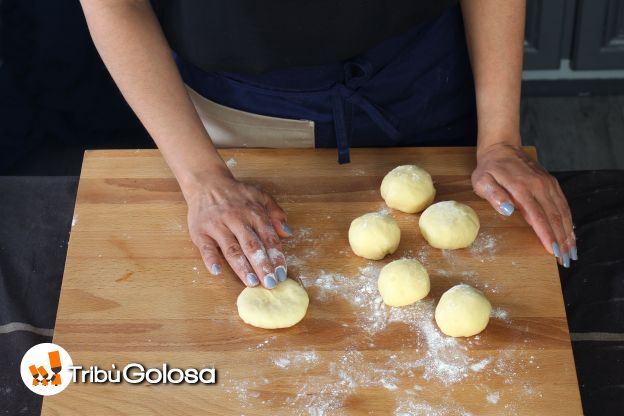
263, 193, 292, 238
228, 222, 278, 289
191, 234, 222, 275
548, 178, 577, 262
254, 219, 288, 282
473, 172, 516, 216
513, 193, 560, 258
473, 147, 577, 266
533, 187, 571, 267
211, 226, 261, 288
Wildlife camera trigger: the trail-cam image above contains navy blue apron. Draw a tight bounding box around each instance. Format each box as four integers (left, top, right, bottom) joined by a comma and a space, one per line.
175, 5, 476, 164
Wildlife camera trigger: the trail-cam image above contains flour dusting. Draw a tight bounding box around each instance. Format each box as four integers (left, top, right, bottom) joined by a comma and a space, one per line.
487, 391, 501, 404
470, 232, 498, 262
221, 222, 537, 414
272, 351, 320, 369
491, 307, 510, 321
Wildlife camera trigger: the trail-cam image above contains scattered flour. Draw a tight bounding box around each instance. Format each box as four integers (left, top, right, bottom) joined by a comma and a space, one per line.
225, 157, 237, 167
487, 391, 501, 404
283, 227, 320, 272
395, 400, 471, 416
491, 307, 510, 321
71, 215, 78, 227
470, 358, 491, 372
221, 224, 534, 414
470, 232, 498, 262
272, 351, 320, 369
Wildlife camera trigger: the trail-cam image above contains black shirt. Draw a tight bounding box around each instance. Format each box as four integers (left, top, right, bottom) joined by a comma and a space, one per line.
153, 0, 458, 73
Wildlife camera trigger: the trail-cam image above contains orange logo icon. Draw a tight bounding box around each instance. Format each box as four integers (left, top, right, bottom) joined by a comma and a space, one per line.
28, 350, 63, 387
20, 343, 73, 395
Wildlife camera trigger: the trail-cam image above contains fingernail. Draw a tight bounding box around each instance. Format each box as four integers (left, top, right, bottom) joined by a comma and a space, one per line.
562, 254, 570, 268
570, 246, 578, 261
246, 273, 259, 286
264, 275, 277, 289
552, 242, 561, 258
282, 223, 293, 236
210, 264, 221, 275
499, 202, 515, 216
276, 266, 287, 282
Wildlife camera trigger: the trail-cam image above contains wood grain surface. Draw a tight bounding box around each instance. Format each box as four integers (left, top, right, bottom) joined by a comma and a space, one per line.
42, 148, 582, 415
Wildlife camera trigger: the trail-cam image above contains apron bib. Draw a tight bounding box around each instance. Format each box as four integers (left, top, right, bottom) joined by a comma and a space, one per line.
177, 5, 476, 164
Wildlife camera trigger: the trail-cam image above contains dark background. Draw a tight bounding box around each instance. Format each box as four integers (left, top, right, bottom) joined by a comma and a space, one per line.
1, 0, 624, 175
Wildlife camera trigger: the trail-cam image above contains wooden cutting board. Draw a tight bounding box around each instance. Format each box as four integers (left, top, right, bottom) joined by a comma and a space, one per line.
42, 147, 582, 415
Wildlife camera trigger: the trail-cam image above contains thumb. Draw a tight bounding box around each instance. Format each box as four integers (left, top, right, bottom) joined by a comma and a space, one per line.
472, 172, 515, 217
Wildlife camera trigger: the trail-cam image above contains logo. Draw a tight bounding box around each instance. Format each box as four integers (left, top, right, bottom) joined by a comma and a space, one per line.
20, 342, 217, 395
20, 343, 73, 396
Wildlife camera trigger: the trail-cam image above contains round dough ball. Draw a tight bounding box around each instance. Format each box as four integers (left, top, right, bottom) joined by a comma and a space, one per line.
378, 258, 430, 306
237, 279, 309, 329
380, 165, 436, 213
348, 212, 401, 260
419, 201, 480, 249
435, 284, 492, 337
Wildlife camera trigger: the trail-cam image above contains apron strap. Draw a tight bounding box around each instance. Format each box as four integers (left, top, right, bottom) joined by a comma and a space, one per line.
332, 83, 401, 164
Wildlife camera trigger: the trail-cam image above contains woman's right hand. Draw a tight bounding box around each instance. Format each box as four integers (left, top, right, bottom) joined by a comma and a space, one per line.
184, 171, 292, 289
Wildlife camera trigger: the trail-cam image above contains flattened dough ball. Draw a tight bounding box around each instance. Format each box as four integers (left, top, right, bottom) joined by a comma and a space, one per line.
380, 165, 436, 213
237, 279, 309, 329
435, 284, 491, 337
419, 201, 480, 249
348, 212, 400, 260
378, 258, 430, 307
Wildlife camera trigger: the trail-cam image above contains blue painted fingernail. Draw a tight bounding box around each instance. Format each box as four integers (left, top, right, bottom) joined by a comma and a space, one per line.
552, 242, 561, 258
264, 275, 277, 289
562, 254, 570, 268
570, 246, 578, 261
282, 223, 293, 236
500, 202, 515, 216
246, 273, 259, 286
276, 266, 287, 282
210, 264, 221, 275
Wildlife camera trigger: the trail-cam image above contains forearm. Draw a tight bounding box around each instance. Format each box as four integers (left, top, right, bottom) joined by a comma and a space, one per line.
79, 0, 231, 199
460, 0, 525, 152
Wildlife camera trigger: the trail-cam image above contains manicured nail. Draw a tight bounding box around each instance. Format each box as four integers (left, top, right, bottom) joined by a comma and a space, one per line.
264, 275, 277, 289
570, 246, 578, 261
282, 223, 293, 236
210, 264, 221, 275
499, 202, 515, 216
562, 254, 570, 268
246, 273, 259, 286
552, 242, 561, 258
276, 266, 287, 282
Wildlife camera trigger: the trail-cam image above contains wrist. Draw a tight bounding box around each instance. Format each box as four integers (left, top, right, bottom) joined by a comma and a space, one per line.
476, 131, 521, 159
176, 159, 233, 202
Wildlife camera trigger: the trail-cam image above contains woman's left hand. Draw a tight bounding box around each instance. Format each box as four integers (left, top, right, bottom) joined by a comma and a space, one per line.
471, 141, 576, 267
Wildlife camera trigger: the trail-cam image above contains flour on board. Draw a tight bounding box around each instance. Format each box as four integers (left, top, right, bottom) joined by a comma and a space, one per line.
221, 222, 538, 414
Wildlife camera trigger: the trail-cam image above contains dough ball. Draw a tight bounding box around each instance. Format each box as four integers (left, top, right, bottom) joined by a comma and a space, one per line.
419, 201, 480, 249
378, 258, 430, 307
434, 284, 492, 337
348, 212, 401, 260
237, 279, 309, 329
380, 165, 436, 213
